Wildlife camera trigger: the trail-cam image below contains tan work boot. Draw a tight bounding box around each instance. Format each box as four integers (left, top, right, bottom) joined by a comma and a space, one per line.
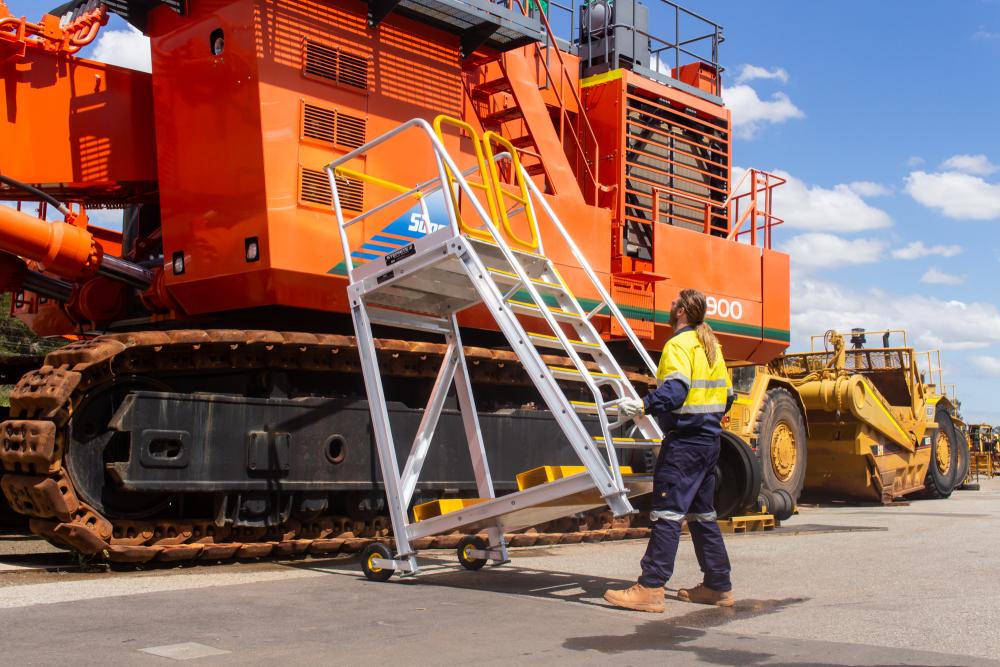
604, 583, 665, 613
677, 583, 734, 607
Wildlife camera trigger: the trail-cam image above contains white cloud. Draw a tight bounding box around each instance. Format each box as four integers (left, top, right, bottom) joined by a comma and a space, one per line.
737, 168, 892, 232
2, 201, 123, 230
939, 154, 998, 175
972, 356, 1000, 377
85, 208, 124, 231
891, 241, 961, 260
782, 233, 884, 271
921, 267, 965, 285
906, 156, 925, 167
791, 277, 1000, 351
847, 181, 891, 197
91, 24, 151, 73
974, 27, 1000, 40
722, 85, 803, 139
905, 170, 1000, 219
734, 64, 789, 84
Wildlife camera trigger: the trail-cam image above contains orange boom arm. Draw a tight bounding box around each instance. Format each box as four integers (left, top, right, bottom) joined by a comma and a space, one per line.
0, 204, 100, 280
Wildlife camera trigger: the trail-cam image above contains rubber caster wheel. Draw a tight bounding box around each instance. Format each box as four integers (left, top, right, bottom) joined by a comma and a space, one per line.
361, 543, 394, 582
457, 536, 488, 571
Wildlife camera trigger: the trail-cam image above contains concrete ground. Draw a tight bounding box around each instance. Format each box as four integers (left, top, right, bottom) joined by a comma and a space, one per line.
1, 479, 998, 666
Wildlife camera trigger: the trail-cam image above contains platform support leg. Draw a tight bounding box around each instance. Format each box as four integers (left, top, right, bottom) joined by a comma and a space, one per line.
349, 288, 417, 575
449, 315, 508, 563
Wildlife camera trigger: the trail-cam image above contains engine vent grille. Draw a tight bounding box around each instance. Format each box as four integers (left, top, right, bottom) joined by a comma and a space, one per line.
623, 86, 730, 247
335, 112, 366, 149
303, 40, 369, 91
299, 167, 363, 212
301, 104, 366, 150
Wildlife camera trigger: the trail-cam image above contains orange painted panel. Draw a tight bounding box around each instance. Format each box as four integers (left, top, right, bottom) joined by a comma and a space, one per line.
0, 50, 156, 200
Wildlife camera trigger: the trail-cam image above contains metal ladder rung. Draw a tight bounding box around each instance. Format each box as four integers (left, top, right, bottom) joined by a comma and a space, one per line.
488, 268, 564, 292
508, 300, 581, 321
548, 365, 622, 382
570, 400, 619, 416
592, 436, 661, 449
527, 332, 601, 352
470, 236, 546, 259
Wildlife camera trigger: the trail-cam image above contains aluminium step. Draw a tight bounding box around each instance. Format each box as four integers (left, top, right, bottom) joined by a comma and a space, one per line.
468, 237, 549, 277
487, 268, 565, 293
527, 332, 603, 354
403, 471, 653, 539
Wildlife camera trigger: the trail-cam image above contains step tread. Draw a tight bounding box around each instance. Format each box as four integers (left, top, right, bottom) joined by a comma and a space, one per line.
508, 300, 581, 319
528, 332, 601, 348
547, 365, 621, 379
488, 268, 563, 290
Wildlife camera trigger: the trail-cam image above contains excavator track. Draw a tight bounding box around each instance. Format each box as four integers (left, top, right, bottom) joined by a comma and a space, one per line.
0, 330, 653, 565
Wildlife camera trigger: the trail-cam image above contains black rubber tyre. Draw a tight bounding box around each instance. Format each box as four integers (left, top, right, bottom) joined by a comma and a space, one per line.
361, 542, 394, 582
760, 488, 795, 521
923, 404, 958, 499
754, 387, 808, 509
953, 430, 971, 491
457, 535, 488, 571
715, 432, 762, 519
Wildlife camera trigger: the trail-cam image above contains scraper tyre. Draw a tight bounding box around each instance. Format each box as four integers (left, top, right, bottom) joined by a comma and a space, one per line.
754, 387, 808, 507
953, 430, 970, 491
457, 536, 488, 571
361, 543, 394, 582
923, 405, 958, 499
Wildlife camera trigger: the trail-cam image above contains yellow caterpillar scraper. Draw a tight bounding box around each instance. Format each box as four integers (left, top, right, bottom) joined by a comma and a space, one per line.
731, 330, 962, 505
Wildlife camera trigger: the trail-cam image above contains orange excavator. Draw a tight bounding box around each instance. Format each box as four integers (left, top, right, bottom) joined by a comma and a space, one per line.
0, 0, 789, 562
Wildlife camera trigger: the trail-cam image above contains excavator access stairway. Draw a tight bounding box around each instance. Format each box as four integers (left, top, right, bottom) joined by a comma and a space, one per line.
329, 116, 662, 579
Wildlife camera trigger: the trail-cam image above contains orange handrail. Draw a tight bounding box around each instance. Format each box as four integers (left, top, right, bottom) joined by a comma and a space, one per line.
509, 0, 603, 201
0, 4, 108, 57
726, 169, 785, 248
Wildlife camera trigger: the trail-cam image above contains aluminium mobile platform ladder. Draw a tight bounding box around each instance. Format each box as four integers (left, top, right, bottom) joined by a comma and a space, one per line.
328, 116, 663, 580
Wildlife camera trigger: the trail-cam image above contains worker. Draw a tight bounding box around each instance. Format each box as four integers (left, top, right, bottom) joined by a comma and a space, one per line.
604, 288, 735, 612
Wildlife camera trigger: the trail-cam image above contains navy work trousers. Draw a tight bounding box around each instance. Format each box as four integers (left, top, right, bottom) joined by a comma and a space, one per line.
637, 434, 732, 591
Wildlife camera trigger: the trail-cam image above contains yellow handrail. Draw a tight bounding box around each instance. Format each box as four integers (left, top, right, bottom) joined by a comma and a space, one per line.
432, 115, 498, 241
333, 166, 423, 198
482, 131, 540, 251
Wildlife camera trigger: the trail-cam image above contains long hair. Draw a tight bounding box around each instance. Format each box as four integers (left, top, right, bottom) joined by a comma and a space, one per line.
676, 288, 721, 367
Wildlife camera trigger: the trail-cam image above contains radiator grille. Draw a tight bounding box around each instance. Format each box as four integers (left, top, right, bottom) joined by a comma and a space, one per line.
609, 276, 654, 339
303, 40, 369, 91
301, 104, 366, 149
623, 86, 730, 258
299, 167, 363, 212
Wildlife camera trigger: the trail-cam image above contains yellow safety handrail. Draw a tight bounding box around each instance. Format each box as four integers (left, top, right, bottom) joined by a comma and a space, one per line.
432, 115, 498, 243
482, 131, 540, 251
333, 166, 423, 198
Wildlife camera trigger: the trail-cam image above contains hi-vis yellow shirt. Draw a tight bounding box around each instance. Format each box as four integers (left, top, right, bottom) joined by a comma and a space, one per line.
643, 328, 733, 437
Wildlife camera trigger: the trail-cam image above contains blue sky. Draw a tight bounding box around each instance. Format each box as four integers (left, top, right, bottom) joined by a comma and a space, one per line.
12, 1, 1000, 421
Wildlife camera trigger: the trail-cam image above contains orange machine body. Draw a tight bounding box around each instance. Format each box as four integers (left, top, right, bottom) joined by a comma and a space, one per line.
0, 0, 789, 362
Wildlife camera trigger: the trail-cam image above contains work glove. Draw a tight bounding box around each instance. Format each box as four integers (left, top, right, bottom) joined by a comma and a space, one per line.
619, 398, 644, 418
